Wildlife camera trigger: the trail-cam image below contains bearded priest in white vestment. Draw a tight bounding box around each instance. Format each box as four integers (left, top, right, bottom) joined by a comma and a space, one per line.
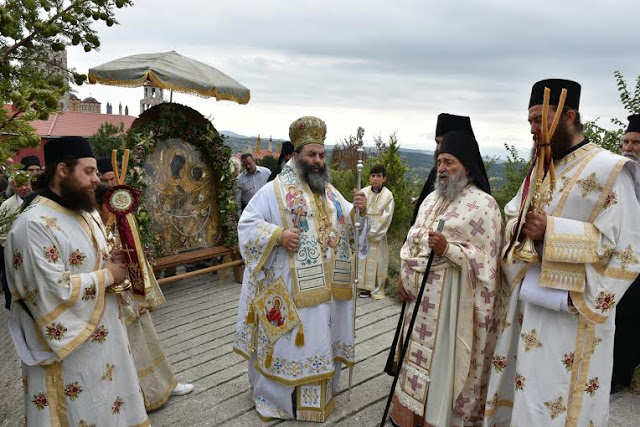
358, 163, 395, 299
484, 79, 640, 427
391, 131, 502, 426
233, 116, 368, 422
5, 137, 149, 426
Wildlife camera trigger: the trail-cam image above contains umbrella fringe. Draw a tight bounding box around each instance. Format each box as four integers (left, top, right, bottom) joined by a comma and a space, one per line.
88, 70, 250, 105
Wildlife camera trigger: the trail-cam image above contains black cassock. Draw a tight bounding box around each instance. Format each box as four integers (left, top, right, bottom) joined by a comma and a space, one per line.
612, 274, 640, 388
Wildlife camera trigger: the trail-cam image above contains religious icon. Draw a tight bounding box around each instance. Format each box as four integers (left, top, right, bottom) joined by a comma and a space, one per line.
327, 229, 340, 249
266, 297, 285, 327
292, 197, 309, 232
267, 297, 284, 327
286, 185, 300, 207
143, 138, 218, 255
327, 190, 345, 225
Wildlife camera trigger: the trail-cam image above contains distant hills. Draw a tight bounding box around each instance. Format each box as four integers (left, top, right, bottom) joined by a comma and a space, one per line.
219, 131, 506, 187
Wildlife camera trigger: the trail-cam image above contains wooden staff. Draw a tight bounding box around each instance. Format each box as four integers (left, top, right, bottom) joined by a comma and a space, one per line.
379, 219, 445, 426
507, 87, 565, 262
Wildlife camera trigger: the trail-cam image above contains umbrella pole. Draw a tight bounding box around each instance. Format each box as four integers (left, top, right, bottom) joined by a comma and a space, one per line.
170, 89, 173, 102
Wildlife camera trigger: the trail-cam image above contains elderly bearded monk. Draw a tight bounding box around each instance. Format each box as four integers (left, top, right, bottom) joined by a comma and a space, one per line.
611, 114, 640, 393
233, 116, 368, 422
484, 79, 640, 426
409, 113, 478, 228
391, 131, 502, 426
4, 136, 149, 426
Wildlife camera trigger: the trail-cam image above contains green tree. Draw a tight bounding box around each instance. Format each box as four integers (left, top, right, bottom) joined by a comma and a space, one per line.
329, 126, 366, 198
376, 132, 410, 237
583, 71, 640, 152
492, 143, 529, 214
0, 0, 133, 170
89, 121, 126, 158
257, 155, 277, 174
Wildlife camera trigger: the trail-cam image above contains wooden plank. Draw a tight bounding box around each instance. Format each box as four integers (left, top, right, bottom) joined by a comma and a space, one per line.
157, 260, 244, 285
151, 246, 234, 270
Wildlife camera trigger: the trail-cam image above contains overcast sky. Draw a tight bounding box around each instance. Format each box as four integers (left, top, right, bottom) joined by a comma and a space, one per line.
68, 0, 640, 157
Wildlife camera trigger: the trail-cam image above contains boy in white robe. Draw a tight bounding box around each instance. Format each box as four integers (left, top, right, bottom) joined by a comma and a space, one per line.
358, 164, 394, 299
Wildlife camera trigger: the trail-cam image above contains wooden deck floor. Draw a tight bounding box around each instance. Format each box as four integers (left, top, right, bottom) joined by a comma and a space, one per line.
1, 271, 639, 426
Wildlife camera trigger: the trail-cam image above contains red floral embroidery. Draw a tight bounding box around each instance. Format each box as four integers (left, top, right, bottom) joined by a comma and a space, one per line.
64, 382, 82, 400
585, 377, 600, 396
111, 396, 124, 414
13, 250, 23, 269
515, 373, 526, 391
82, 285, 96, 301
594, 291, 616, 312
603, 191, 618, 209
69, 249, 86, 268
43, 245, 60, 263
45, 322, 67, 341
32, 392, 48, 410
562, 352, 574, 371
492, 355, 507, 372
92, 325, 108, 343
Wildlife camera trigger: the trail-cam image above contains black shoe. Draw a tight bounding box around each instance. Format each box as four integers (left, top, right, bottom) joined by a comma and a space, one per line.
611, 383, 626, 394
358, 290, 371, 298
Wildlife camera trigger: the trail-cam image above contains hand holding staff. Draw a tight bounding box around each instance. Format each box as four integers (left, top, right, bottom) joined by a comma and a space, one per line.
380, 219, 446, 426
348, 134, 365, 400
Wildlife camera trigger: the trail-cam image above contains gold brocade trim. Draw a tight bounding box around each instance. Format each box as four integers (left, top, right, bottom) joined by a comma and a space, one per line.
334, 355, 355, 367
257, 413, 276, 422
131, 418, 152, 427
253, 359, 336, 387
295, 379, 335, 422
331, 287, 353, 300
509, 265, 529, 293
297, 398, 335, 422
552, 148, 603, 216
98, 269, 114, 289
54, 275, 106, 360
570, 291, 607, 324
137, 354, 168, 378
87, 70, 251, 104
539, 261, 585, 292
484, 400, 514, 417
567, 317, 595, 426
252, 227, 284, 280
144, 377, 178, 412
233, 346, 251, 360
44, 362, 68, 427
128, 214, 164, 304
593, 263, 638, 280
543, 219, 599, 264
35, 198, 94, 246
36, 276, 82, 327
567, 316, 587, 405
587, 158, 627, 224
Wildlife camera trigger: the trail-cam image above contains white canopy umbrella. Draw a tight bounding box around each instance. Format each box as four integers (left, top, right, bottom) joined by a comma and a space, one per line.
88, 51, 250, 104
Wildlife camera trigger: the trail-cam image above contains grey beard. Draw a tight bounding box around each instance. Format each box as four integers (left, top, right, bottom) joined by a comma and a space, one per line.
295, 159, 331, 193
622, 152, 639, 163
435, 170, 469, 202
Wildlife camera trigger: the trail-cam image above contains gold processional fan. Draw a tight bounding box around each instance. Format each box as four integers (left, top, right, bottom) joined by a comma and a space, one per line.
505, 86, 567, 263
